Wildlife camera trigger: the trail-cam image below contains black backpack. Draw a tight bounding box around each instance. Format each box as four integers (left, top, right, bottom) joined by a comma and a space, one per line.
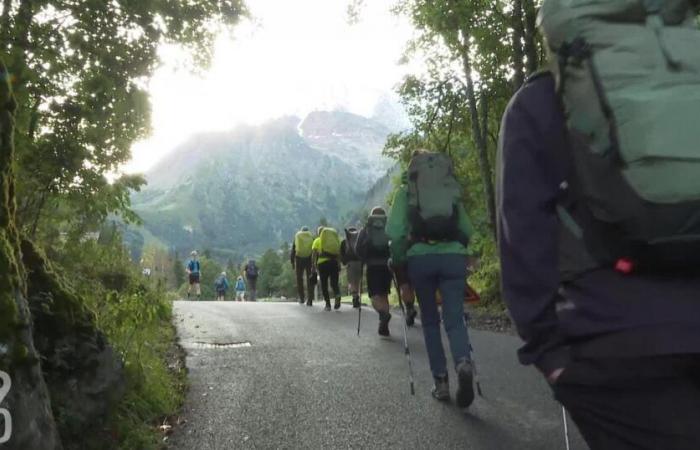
366, 214, 390, 258
343, 228, 360, 262
245, 261, 259, 279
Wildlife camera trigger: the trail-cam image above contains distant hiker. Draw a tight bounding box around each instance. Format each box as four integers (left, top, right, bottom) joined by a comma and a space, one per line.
355, 207, 392, 336
312, 226, 342, 311
186, 251, 202, 300
214, 271, 230, 301
497, 3, 700, 448
243, 260, 259, 302
341, 226, 363, 309
387, 150, 475, 408
235, 276, 246, 302
291, 226, 314, 306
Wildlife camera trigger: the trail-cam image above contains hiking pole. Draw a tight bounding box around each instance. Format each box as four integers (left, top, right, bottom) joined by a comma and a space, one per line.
392, 275, 416, 396
562, 405, 571, 450
357, 265, 363, 336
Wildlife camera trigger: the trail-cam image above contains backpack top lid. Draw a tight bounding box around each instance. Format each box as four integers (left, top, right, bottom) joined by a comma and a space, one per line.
320, 227, 341, 256
407, 151, 461, 221
539, 0, 698, 50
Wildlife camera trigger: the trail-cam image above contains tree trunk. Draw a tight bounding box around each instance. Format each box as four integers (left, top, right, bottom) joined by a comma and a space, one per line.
0, 57, 62, 450
460, 37, 497, 237
0, 0, 12, 46
511, 0, 526, 90
523, 0, 540, 75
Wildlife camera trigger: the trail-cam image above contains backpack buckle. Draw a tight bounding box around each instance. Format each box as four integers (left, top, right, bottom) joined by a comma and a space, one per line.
614, 258, 635, 275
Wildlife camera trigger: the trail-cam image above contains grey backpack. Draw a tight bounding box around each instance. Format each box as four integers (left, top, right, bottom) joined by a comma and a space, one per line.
407, 152, 465, 244
540, 0, 700, 275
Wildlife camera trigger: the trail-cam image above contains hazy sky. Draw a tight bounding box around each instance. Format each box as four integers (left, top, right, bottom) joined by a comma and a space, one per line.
124, 0, 416, 174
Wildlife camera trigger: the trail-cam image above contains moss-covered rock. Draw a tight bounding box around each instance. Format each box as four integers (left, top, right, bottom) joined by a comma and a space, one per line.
0, 57, 62, 450
21, 239, 125, 442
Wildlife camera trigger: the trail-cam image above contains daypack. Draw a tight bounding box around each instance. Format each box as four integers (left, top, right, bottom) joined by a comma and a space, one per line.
343, 227, 360, 261
540, 0, 700, 276
294, 231, 314, 258
245, 261, 259, 279
215, 276, 226, 290
407, 152, 463, 243
366, 213, 390, 257
319, 228, 341, 257
187, 260, 200, 273
235, 279, 246, 291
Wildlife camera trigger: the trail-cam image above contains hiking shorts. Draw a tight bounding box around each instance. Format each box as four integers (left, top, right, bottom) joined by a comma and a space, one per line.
366, 264, 392, 297
189, 273, 200, 285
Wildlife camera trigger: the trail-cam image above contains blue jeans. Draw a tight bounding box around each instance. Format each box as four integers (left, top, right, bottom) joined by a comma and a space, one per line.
407, 254, 471, 378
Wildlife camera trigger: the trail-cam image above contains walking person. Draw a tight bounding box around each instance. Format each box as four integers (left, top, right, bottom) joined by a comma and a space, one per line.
387, 150, 475, 408
291, 226, 314, 305
498, 2, 700, 448
355, 207, 393, 336
186, 250, 202, 301
234, 276, 246, 302
243, 260, 259, 302
341, 226, 363, 309
214, 271, 229, 301
312, 226, 342, 311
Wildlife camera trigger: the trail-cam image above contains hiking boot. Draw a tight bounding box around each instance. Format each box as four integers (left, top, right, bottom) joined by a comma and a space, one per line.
455, 361, 475, 409
324, 302, 331, 311
352, 295, 360, 308
306, 299, 313, 307
431, 375, 450, 402
334, 298, 341, 310
405, 303, 417, 327
378, 312, 391, 337
298, 298, 305, 304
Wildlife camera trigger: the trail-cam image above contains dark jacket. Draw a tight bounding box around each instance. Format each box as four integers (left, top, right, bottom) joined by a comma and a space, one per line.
497, 72, 700, 375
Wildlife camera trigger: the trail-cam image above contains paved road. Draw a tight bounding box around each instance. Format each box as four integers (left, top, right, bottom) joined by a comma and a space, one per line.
169, 301, 585, 450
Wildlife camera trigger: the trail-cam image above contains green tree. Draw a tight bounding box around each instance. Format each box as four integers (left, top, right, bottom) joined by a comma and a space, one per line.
257, 249, 283, 297
173, 251, 186, 288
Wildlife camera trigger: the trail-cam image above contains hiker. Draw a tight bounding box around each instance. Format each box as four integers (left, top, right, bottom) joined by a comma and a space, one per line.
355, 207, 392, 336
186, 250, 201, 300
243, 260, 259, 302
497, 3, 700, 448
291, 226, 314, 306
214, 271, 229, 301
341, 226, 363, 309
312, 226, 342, 311
234, 276, 246, 302
387, 150, 475, 408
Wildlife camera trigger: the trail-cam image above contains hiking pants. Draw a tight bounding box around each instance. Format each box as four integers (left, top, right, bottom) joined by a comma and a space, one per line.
295, 256, 312, 302
246, 277, 257, 302
552, 355, 700, 450
407, 254, 471, 378
318, 260, 340, 304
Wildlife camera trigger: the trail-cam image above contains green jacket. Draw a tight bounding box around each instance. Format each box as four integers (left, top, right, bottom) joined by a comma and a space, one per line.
386, 184, 473, 266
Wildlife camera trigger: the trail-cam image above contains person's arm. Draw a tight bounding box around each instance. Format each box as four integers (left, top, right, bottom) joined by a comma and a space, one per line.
386, 186, 410, 284
497, 79, 569, 377
311, 239, 320, 271
340, 240, 348, 265
290, 242, 296, 267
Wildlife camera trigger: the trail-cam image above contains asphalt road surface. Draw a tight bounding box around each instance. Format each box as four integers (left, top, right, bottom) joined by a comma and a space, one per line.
169, 301, 585, 450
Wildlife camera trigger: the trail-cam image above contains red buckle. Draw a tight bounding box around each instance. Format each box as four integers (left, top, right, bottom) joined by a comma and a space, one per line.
614, 258, 634, 275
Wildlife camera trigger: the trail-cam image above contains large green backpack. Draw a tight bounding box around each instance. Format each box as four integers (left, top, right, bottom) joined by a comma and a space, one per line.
407, 152, 463, 243
294, 231, 314, 258
540, 0, 700, 275
320, 228, 341, 258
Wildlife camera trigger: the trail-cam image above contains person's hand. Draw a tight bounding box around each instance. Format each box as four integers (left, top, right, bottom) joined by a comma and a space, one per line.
546, 368, 565, 385
400, 283, 415, 303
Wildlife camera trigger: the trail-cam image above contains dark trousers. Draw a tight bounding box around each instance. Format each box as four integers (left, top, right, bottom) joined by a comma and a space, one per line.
318, 260, 340, 304
246, 277, 257, 301
295, 257, 312, 301
552, 355, 700, 450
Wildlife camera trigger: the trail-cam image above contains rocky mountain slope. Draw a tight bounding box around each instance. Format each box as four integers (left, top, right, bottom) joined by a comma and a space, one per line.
130, 111, 395, 259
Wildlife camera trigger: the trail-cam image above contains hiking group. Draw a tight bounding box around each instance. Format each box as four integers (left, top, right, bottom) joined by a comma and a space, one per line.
290, 149, 477, 408
294, 1, 700, 445
184, 251, 258, 302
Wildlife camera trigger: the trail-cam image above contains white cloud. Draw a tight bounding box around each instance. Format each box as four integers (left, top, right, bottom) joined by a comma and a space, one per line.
124, 0, 416, 174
